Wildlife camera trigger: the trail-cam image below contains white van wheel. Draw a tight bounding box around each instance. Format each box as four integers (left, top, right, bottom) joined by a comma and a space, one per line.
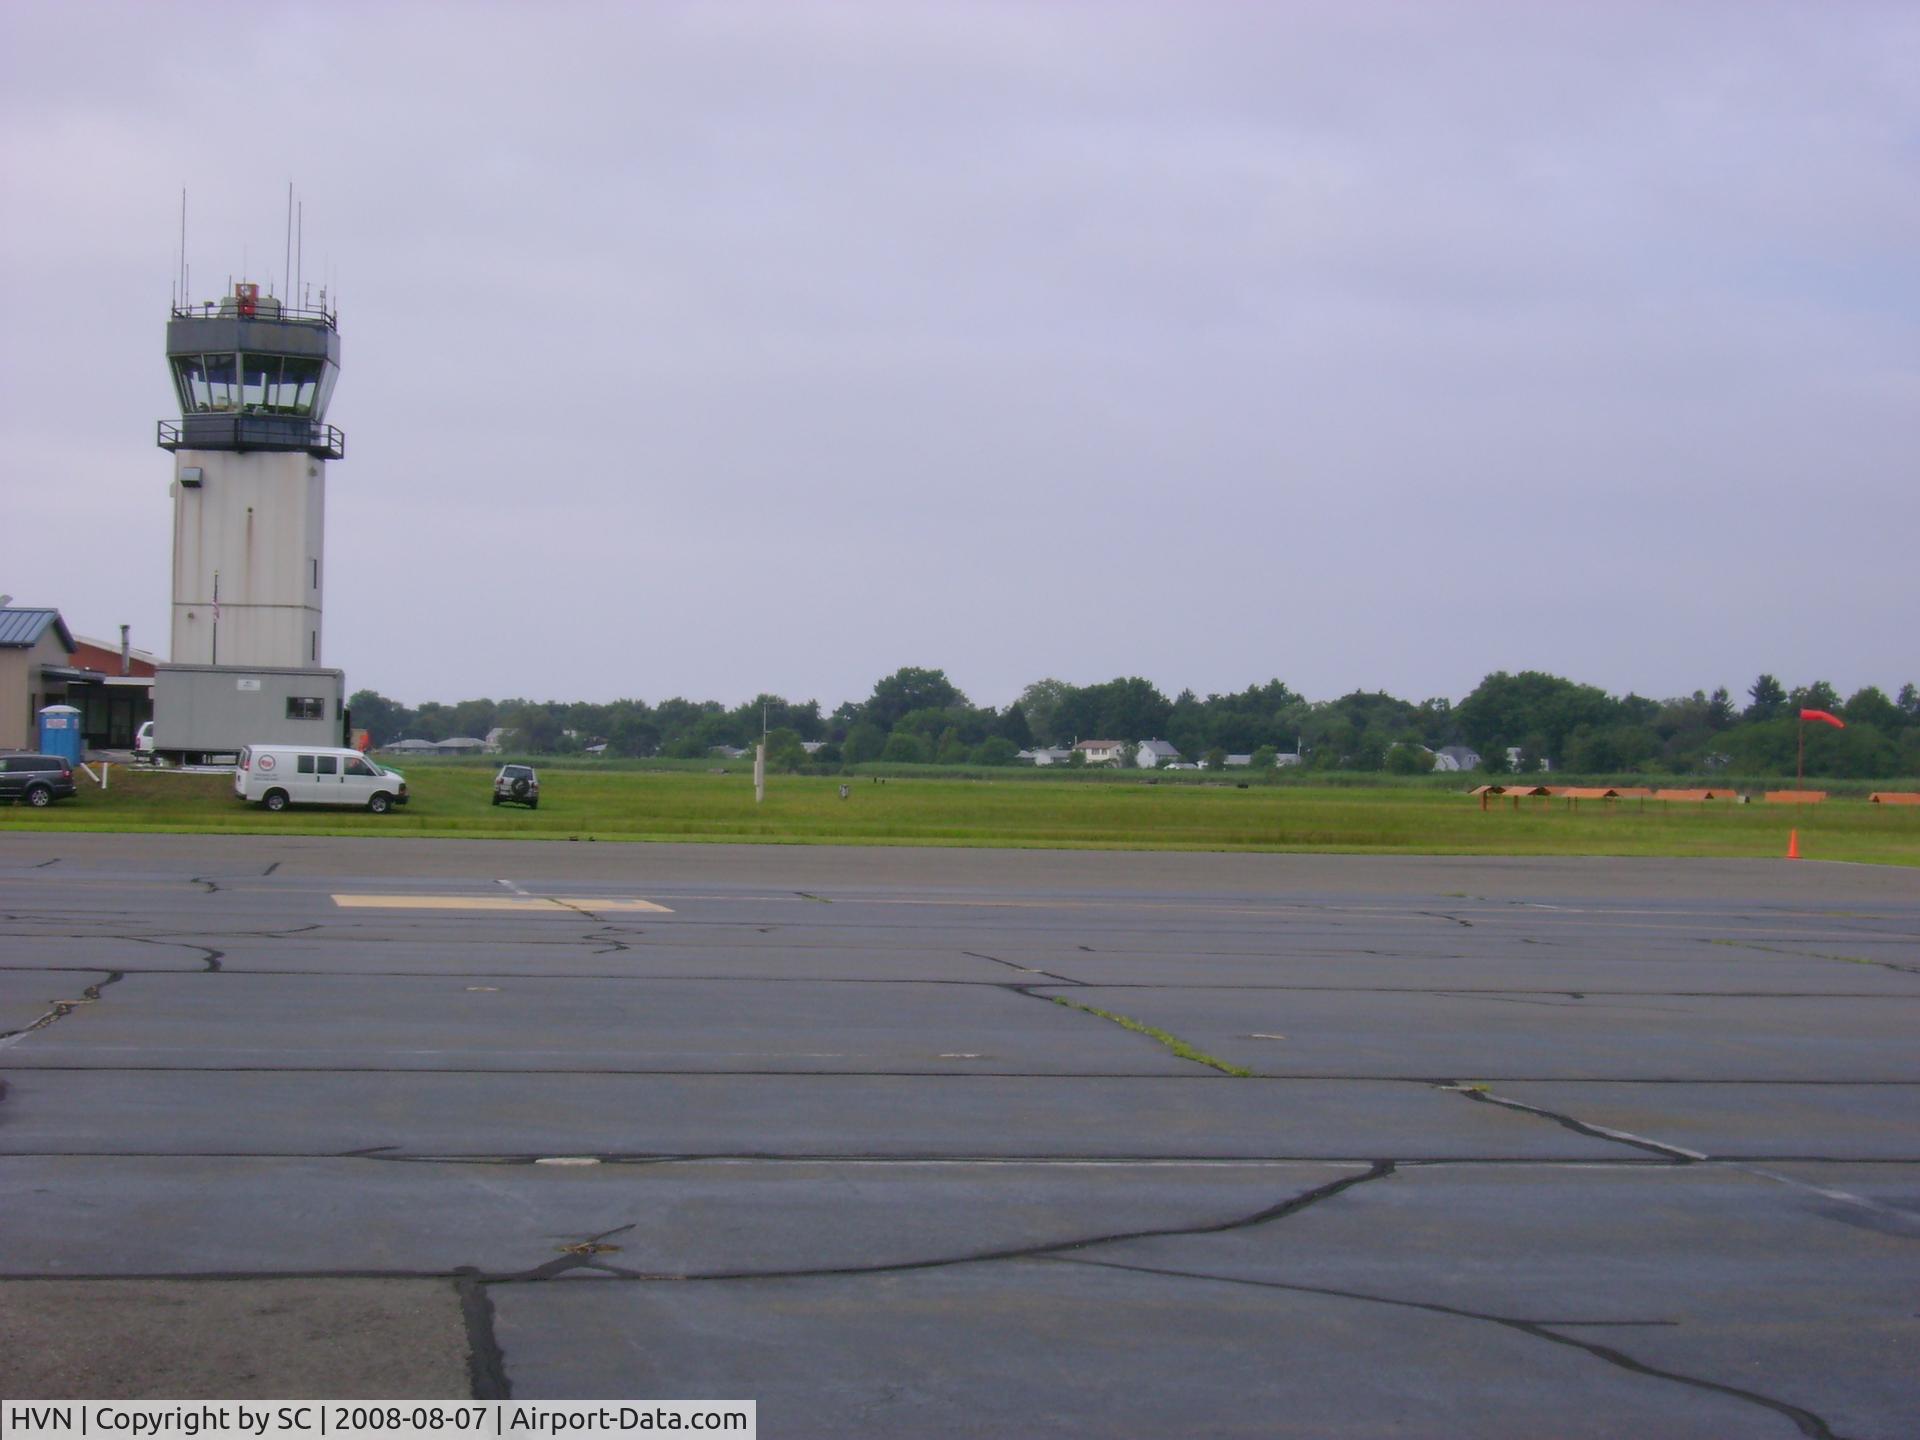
368, 792, 392, 814
263, 790, 290, 812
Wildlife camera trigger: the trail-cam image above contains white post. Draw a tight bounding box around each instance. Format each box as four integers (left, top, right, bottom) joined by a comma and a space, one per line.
756, 700, 768, 804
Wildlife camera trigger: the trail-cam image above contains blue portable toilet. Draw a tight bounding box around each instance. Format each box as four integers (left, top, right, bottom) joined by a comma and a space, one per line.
36, 704, 83, 766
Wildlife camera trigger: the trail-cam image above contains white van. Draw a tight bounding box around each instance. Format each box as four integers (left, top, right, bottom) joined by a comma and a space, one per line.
236, 745, 409, 813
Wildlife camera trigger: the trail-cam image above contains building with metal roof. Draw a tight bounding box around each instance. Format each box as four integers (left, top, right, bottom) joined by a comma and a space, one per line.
0, 608, 72, 651
1, 606, 99, 751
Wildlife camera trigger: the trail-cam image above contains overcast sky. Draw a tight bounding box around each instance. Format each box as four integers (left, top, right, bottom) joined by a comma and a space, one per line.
2, 1, 1915, 712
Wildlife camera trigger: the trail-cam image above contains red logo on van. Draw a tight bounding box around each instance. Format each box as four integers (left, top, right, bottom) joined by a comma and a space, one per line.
258, 754, 276, 771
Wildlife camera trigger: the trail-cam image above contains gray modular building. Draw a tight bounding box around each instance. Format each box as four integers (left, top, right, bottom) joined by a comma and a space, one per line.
152, 664, 346, 763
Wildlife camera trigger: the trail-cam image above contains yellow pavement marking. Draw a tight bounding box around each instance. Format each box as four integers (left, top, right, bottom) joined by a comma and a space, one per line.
332, 895, 672, 913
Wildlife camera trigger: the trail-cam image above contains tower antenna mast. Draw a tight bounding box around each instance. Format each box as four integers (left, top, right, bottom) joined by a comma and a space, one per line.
284, 182, 293, 301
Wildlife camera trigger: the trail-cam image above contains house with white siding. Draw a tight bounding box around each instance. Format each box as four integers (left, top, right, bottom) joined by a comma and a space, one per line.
1018, 747, 1074, 766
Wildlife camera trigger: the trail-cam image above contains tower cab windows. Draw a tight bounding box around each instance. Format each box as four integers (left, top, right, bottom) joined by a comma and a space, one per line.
174, 352, 238, 411
174, 353, 326, 416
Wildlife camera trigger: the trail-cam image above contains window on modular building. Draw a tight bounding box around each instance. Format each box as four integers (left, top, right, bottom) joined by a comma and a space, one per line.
203, 352, 238, 410
241, 353, 282, 411
287, 697, 325, 720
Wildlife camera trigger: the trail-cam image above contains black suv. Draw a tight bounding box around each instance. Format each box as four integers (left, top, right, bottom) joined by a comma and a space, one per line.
0, 753, 77, 806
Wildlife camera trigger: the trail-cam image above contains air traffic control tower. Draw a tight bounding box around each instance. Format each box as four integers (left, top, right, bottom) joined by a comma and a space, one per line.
158, 283, 343, 669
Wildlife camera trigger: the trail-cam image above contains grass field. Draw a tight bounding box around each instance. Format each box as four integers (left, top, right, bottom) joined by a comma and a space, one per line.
5, 761, 1918, 865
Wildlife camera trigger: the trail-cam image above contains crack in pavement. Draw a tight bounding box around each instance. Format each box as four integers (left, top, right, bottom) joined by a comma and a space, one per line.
1431, 991, 1691, 1015
1431, 1092, 1920, 1223
0, 1151, 1753, 1167
482, 1162, 1399, 1286
1019, 986, 1253, 1076
9, 1059, 1917, 1087
0, 1166, 1399, 1286
1046, 1256, 1847, 1440
121, 936, 224, 972
582, 926, 638, 956
1709, 937, 1920, 979
6, 1150, 1914, 1170
516, 1224, 640, 1280
0, 971, 126, 1051
962, 950, 1085, 985
454, 1267, 511, 1399
4, 941, 1908, 1001
190, 877, 221, 894
1438, 1082, 1704, 1163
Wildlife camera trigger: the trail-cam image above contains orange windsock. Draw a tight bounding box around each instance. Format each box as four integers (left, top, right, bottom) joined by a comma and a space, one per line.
1799, 709, 1845, 729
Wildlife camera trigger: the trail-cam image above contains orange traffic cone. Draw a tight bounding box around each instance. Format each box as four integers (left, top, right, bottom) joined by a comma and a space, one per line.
1786, 829, 1800, 860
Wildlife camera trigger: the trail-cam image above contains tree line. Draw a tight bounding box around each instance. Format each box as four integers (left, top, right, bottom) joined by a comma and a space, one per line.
347, 668, 1920, 779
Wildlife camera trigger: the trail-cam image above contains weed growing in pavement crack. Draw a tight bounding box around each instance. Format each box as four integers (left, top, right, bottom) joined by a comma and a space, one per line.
1048, 996, 1253, 1076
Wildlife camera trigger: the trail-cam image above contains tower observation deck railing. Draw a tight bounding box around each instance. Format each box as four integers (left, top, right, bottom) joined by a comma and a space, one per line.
170, 300, 338, 329
159, 416, 346, 460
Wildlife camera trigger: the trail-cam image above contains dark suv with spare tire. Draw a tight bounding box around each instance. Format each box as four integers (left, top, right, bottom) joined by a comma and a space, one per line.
492, 764, 539, 809
0, 753, 77, 806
